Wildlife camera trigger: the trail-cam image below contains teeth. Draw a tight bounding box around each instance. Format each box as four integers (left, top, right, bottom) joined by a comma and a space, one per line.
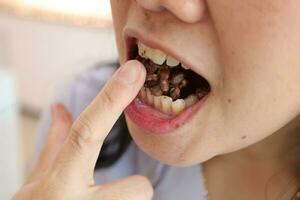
153, 96, 161, 109
139, 92, 192, 115
137, 41, 200, 115
137, 42, 188, 71
166, 56, 180, 67
139, 87, 146, 100
146, 88, 154, 105
184, 94, 198, 107
181, 64, 189, 70
171, 99, 186, 115
161, 96, 172, 114
138, 41, 148, 59
137, 41, 167, 64
150, 49, 167, 65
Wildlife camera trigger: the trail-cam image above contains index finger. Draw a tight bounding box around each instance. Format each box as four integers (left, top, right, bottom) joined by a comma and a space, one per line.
53, 60, 146, 183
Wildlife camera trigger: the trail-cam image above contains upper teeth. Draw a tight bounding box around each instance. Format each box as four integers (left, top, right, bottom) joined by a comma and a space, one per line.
137, 41, 180, 67
166, 56, 180, 67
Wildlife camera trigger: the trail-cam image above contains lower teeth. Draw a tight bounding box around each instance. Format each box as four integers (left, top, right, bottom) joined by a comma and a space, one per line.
137, 55, 210, 115
139, 88, 199, 115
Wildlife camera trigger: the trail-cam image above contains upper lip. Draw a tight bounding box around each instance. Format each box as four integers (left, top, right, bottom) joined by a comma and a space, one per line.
123, 28, 209, 82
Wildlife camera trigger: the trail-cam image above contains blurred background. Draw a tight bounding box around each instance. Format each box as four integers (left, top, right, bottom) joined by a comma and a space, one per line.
0, 0, 117, 199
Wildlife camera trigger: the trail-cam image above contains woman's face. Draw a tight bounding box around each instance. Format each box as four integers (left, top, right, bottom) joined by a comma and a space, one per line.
110, 0, 300, 166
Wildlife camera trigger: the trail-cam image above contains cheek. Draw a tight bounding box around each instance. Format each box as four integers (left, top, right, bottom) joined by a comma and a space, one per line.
220, 1, 300, 112
211, 0, 300, 78
208, 0, 300, 151
209, 0, 300, 73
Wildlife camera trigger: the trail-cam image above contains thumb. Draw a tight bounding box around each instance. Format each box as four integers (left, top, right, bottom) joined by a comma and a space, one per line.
27, 103, 72, 182
97, 175, 154, 200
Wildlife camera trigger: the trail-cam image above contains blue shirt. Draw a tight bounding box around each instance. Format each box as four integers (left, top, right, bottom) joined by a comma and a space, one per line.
34, 65, 207, 200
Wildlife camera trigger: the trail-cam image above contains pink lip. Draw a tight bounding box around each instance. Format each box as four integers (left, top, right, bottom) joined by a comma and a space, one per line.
125, 94, 210, 134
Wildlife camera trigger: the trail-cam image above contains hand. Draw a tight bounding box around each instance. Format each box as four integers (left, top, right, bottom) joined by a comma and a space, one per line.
12, 60, 153, 200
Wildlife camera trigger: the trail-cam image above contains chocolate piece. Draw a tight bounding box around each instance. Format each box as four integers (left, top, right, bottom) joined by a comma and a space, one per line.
145, 80, 159, 88
150, 85, 163, 96
136, 55, 147, 65
140, 57, 159, 74
159, 68, 170, 81
179, 79, 188, 89
147, 61, 160, 74
160, 80, 169, 92
170, 87, 181, 100
146, 74, 158, 81
171, 73, 185, 85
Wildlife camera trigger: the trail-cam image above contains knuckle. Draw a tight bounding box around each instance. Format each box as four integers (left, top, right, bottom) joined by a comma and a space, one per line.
70, 115, 93, 151
34, 179, 60, 200
101, 87, 118, 108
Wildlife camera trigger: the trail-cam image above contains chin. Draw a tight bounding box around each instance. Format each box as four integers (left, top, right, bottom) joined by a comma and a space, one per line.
125, 115, 216, 167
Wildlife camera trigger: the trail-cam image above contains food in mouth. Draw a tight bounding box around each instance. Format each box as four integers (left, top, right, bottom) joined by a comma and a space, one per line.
133, 41, 210, 116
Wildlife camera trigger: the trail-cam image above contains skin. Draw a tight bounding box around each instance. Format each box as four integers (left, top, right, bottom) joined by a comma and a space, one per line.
110, 0, 300, 199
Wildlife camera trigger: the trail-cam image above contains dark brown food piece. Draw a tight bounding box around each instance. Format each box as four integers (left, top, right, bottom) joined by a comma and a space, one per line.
143, 59, 159, 74
145, 80, 159, 88
146, 74, 158, 81
170, 87, 181, 100
179, 79, 188, 89
160, 80, 169, 92
159, 68, 170, 81
150, 85, 163, 96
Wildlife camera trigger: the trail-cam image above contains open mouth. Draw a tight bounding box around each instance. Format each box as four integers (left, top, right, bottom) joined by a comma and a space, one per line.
130, 41, 211, 116
124, 34, 211, 134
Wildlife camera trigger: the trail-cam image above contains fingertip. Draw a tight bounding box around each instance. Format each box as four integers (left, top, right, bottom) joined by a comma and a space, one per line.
116, 60, 146, 85
130, 59, 147, 79
50, 103, 72, 142
51, 103, 72, 124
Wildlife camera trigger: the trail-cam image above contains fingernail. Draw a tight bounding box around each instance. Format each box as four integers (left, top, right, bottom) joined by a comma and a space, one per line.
117, 61, 141, 84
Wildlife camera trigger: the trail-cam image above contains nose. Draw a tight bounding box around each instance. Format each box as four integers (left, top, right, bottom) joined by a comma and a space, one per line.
136, 0, 207, 23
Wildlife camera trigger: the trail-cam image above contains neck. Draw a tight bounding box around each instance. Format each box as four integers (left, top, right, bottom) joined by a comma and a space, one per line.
203, 115, 300, 200
224, 114, 300, 166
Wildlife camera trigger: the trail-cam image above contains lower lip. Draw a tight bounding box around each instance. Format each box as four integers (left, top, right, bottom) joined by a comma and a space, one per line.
125, 94, 210, 134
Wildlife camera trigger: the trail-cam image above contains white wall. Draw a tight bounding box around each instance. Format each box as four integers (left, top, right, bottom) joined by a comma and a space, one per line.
0, 13, 118, 110
0, 69, 22, 200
